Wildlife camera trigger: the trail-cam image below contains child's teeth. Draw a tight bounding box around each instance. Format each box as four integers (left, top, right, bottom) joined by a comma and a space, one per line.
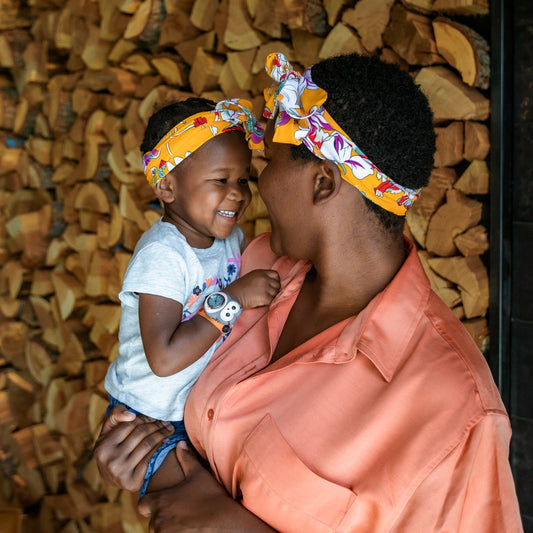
218, 210, 235, 217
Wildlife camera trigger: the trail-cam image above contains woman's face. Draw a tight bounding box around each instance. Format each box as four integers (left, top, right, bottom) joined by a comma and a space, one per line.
258, 121, 313, 258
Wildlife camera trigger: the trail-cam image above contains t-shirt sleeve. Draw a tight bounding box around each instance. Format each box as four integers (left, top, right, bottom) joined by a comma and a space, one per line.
389, 413, 523, 533
119, 241, 189, 307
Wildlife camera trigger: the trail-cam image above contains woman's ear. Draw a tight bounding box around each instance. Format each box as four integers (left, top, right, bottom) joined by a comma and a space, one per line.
154, 176, 175, 204
312, 160, 341, 205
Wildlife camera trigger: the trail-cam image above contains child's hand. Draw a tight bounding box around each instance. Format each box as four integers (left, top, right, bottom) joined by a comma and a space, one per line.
225, 269, 280, 309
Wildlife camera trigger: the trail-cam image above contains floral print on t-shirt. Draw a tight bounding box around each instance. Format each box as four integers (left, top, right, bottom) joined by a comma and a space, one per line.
182, 253, 241, 320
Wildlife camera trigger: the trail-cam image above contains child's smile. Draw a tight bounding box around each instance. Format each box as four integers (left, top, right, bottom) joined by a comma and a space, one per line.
159, 131, 252, 249
217, 210, 237, 219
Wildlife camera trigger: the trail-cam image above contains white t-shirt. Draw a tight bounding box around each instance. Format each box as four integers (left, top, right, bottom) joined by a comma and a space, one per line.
104, 218, 245, 421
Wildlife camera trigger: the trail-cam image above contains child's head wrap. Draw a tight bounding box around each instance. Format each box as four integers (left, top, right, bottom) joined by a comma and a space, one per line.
263, 53, 421, 216
143, 98, 264, 187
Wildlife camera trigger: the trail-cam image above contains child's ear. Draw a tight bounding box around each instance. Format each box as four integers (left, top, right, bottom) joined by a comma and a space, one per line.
312, 160, 341, 205
154, 176, 175, 203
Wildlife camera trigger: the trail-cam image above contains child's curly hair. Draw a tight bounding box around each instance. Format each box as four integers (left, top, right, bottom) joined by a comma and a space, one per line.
290, 54, 436, 235
140, 97, 216, 154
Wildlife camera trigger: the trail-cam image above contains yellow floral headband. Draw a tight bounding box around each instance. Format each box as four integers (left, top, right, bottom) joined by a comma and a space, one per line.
263, 53, 420, 215
143, 98, 264, 187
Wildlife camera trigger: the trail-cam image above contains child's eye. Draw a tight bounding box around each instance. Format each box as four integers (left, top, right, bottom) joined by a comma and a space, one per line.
238, 177, 249, 185
216, 178, 228, 184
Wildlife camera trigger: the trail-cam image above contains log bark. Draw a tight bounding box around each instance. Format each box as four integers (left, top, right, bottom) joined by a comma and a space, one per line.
433, 0, 488, 16
433, 17, 490, 89
274, 0, 329, 36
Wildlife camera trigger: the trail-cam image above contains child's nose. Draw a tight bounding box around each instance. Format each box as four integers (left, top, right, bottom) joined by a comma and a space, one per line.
227, 183, 243, 200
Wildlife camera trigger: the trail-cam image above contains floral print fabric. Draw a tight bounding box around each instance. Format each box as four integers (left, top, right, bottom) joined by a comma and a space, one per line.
263, 53, 420, 216
143, 98, 264, 187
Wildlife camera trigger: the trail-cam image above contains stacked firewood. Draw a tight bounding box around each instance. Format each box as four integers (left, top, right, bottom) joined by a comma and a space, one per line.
0, 0, 491, 531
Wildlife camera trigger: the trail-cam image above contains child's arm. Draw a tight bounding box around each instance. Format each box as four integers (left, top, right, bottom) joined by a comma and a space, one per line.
139, 293, 220, 377
139, 269, 280, 377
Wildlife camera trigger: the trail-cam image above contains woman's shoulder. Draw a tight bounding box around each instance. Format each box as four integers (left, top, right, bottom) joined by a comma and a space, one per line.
241, 232, 278, 271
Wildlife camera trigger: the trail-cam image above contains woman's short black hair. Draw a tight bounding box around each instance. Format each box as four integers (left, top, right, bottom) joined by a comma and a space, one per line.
140, 97, 216, 154
290, 54, 436, 235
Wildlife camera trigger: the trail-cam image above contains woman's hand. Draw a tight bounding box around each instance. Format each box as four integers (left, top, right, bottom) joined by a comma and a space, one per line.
93, 405, 175, 492
138, 441, 277, 533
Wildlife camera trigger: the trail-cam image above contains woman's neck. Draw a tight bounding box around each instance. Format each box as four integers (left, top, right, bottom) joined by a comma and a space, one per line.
304, 232, 407, 318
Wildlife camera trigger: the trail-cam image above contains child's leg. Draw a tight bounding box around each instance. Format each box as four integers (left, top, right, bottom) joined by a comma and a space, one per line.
145, 448, 186, 493
138, 419, 189, 496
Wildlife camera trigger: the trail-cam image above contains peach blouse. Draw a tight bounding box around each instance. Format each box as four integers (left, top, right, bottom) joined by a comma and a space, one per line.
185, 234, 522, 532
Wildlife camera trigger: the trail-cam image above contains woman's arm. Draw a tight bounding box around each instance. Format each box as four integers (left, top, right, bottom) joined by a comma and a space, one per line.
139, 269, 280, 377
138, 442, 278, 533
94, 408, 277, 530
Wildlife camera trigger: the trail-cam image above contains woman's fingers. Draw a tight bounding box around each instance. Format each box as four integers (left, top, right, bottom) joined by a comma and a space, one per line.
137, 492, 156, 519
138, 484, 181, 523
94, 414, 174, 491
174, 441, 198, 479
101, 405, 136, 435
121, 416, 173, 458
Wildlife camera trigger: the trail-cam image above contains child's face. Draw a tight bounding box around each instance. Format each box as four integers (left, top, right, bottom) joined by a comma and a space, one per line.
164, 131, 252, 248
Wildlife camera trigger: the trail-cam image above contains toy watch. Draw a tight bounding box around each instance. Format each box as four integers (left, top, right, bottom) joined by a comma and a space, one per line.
198, 291, 242, 333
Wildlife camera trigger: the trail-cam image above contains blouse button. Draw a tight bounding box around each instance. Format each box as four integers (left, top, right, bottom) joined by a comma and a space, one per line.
207, 409, 214, 421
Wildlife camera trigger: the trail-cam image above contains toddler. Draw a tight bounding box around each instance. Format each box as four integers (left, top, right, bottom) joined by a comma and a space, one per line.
103, 97, 280, 496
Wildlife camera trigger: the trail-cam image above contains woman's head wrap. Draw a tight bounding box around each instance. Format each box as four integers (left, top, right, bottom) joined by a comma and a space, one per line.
263, 53, 421, 215
143, 98, 264, 187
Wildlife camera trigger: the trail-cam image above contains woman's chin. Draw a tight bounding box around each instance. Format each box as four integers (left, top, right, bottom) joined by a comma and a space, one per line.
268, 235, 284, 257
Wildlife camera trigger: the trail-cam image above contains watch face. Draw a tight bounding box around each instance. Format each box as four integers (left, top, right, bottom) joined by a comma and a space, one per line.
207, 292, 226, 310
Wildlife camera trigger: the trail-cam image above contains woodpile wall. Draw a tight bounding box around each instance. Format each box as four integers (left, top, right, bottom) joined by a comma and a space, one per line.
0, 0, 491, 531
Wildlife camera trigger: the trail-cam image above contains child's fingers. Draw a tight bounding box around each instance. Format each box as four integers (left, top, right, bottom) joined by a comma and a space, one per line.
264, 269, 280, 281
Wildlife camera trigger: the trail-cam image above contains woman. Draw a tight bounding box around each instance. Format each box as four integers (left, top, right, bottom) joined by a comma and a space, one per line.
94, 53, 522, 532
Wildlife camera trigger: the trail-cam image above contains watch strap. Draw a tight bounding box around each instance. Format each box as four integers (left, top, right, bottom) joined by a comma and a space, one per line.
197, 308, 231, 334
203, 291, 242, 324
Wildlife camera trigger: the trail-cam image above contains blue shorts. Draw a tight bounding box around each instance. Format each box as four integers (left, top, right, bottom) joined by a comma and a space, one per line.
106, 395, 188, 497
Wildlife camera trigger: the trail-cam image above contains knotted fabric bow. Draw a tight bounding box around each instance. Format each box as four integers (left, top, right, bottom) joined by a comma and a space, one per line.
143, 98, 264, 187
263, 53, 420, 215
